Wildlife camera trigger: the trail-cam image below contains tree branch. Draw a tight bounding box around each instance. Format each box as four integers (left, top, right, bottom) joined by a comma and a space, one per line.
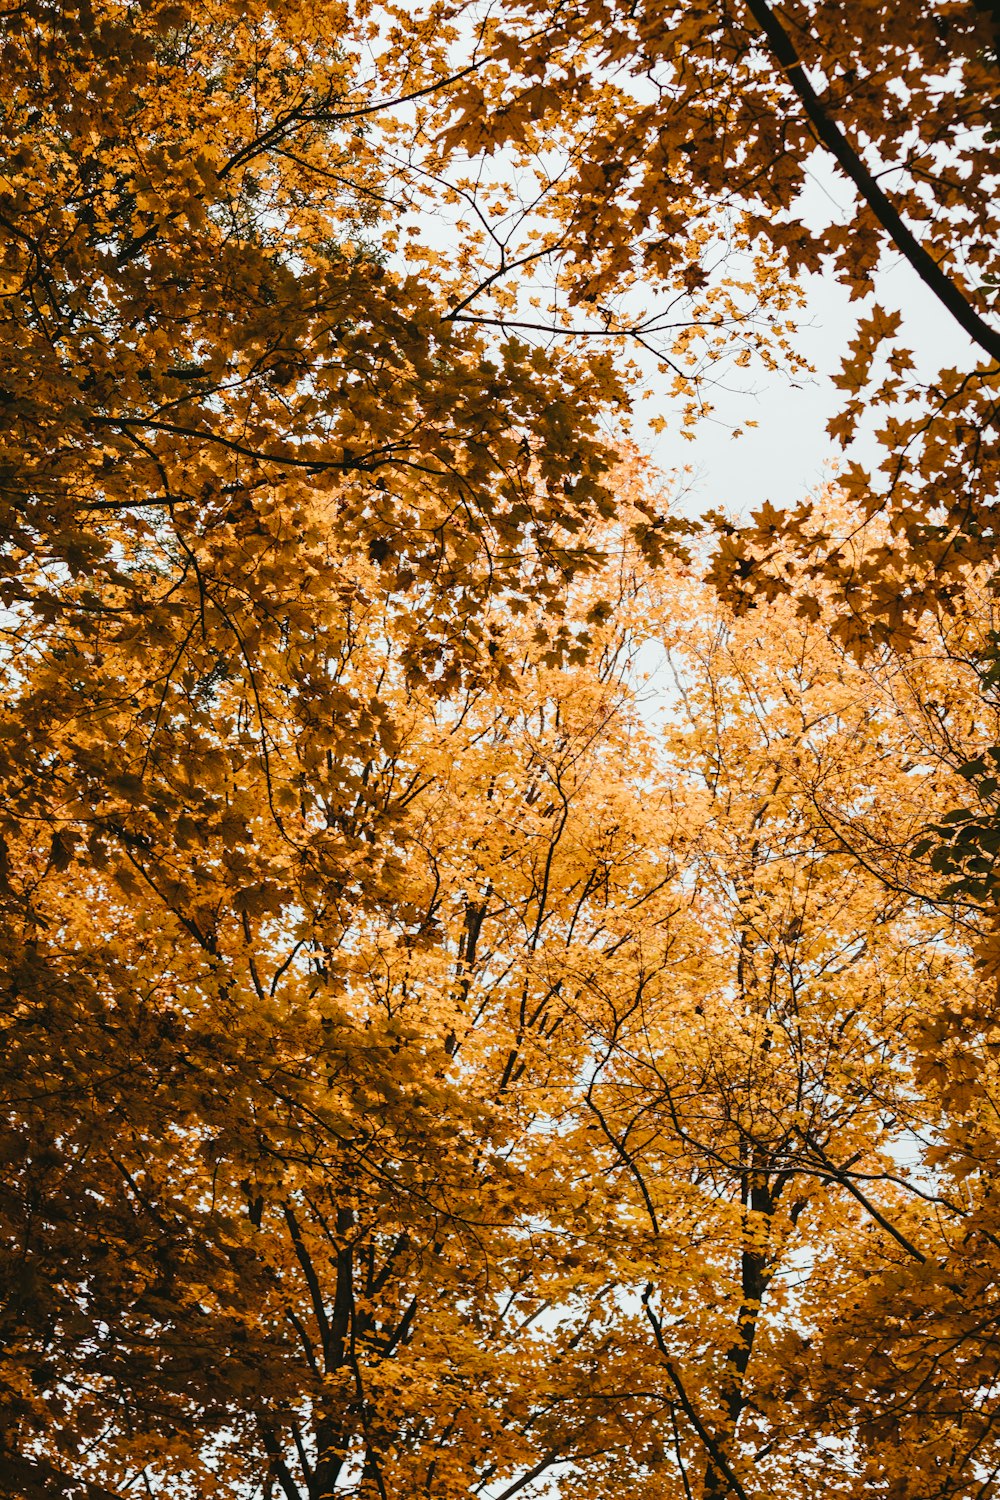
641, 1287, 752, 1500
744, 0, 1000, 365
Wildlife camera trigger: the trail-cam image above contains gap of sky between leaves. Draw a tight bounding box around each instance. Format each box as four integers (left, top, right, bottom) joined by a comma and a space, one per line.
643, 158, 979, 520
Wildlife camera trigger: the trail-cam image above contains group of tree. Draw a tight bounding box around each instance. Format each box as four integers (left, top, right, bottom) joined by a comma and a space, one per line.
1, 1, 999, 1497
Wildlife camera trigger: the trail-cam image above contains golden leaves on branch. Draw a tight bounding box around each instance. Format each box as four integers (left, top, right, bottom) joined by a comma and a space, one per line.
2, 2, 1000, 1497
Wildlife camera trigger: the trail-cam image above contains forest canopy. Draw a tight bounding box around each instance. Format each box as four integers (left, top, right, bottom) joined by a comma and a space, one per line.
1, 2, 999, 1498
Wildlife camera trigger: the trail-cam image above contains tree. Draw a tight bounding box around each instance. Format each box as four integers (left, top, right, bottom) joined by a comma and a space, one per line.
0, 481, 683, 1496
430, 0, 999, 635
5, 4, 1000, 1496
0, 0, 640, 902
406, 506, 999, 1500
11, 479, 1000, 1499
599, 545, 1000, 1500
0, 6, 640, 1481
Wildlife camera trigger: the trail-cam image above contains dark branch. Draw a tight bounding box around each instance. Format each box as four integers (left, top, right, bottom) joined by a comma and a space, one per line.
744, 0, 1000, 365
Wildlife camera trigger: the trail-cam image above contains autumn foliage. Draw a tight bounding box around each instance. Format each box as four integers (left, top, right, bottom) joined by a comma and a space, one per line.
1, 2, 1000, 1498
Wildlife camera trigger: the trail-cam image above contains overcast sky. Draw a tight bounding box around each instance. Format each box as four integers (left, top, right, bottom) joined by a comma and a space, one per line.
639, 163, 979, 520
625, 166, 981, 720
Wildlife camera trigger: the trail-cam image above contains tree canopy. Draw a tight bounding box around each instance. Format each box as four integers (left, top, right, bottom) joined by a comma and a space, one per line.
2, 2, 999, 1498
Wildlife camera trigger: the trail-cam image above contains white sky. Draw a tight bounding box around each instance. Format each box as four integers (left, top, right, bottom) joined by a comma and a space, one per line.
644, 262, 976, 518
622, 154, 982, 727
639, 162, 980, 519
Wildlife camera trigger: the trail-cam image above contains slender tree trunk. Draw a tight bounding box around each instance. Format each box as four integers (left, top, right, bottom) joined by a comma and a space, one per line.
703, 1159, 775, 1500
